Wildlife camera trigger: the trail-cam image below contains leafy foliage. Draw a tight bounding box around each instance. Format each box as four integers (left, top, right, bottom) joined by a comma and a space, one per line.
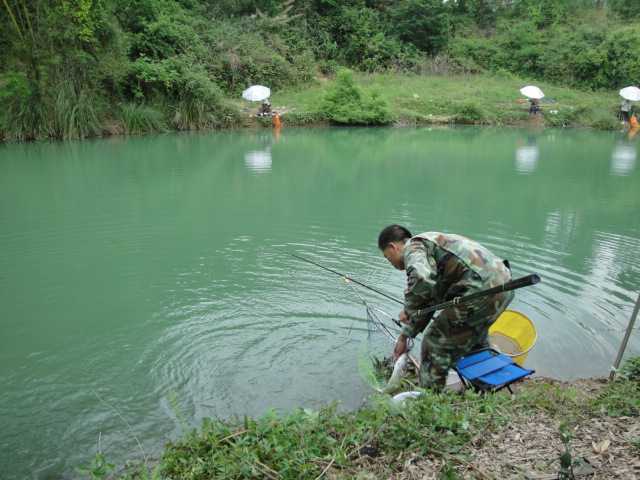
620, 356, 640, 382
390, 0, 452, 55
321, 69, 392, 125
2, 0, 640, 140
119, 103, 166, 134
592, 357, 640, 417
160, 389, 510, 479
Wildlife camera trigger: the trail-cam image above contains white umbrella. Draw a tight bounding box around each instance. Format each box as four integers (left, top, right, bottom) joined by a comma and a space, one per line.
520, 85, 545, 100
619, 86, 640, 102
242, 85, 271, 102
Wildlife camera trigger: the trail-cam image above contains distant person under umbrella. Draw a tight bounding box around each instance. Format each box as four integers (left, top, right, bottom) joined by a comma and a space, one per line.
619, 86, 640, 125
520, 85, 544, 116
258, 99, 272, 117
620, 98, 632, 123
529, 98, 541, 115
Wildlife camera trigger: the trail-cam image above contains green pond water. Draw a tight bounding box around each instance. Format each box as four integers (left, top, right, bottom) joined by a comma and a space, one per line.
1, 126, 639, 478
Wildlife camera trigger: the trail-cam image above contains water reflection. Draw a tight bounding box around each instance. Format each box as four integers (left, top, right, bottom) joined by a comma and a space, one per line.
515, 137, 539, 174
2, 126, 640, 480
244, 148, 272, 173
611, 141, 636, 176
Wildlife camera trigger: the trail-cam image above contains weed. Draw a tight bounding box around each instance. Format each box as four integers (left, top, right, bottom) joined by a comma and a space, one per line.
558, 422, 576, 480
620, 356, 640, 382
453, 101, 490, 124
120, 104, 166, 135
53, 85, 103, 140
592, 380, 640, 417
77, 452, 114, 480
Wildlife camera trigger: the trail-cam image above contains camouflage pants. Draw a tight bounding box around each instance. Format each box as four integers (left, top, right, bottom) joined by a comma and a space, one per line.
419, 291, 514, 390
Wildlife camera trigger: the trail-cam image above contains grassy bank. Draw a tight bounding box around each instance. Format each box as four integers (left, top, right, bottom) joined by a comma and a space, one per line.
3, 1, 639, 142
0, 70, 626, 143
100, 358, 640, 480
266, 72, 622, 130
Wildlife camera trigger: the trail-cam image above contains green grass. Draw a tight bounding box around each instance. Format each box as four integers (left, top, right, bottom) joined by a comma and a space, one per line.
119, 104, 167, 135
153, 390, 512, 480
1, 72, 626, 143
110, 378, 639, 479
53, 86, 103, 140
104, 353, 640, 480
271, 72, 622, 129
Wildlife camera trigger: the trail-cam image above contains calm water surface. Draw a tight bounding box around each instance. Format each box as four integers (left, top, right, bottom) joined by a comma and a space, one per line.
1, 127, 639, 478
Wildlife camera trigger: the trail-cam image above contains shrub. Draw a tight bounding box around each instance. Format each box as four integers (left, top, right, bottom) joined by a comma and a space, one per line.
0, 72, 52, 141
119, 103, 166, 135
620, 356, 640, 382
454, 101, 490, 124
201, 19, 316, 93
130, 56, 240, 130
544, 105, 592, 128
52, 85, 103, 140
592, 380, 640, 417
320, 69, 392, 125
281, 111, 326, 125
609, 0, 640, 19
390, 0, 452, 55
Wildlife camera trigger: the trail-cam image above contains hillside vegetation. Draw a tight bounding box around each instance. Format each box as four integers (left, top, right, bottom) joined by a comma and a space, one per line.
2, 0, 639, 141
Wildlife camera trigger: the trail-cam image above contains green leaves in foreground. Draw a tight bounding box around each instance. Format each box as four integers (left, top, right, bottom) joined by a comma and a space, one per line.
592, 380, 640, 417
161, 407, 360, 479
592, 356, 640, 417
160, 389, 510, 479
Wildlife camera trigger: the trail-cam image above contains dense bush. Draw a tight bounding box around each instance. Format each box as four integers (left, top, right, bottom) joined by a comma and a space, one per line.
609, 0, 640, 19
453, 101, 491, 124
320, 69, 392, 125
390, 0, 452, 55
448, 18, 640, 91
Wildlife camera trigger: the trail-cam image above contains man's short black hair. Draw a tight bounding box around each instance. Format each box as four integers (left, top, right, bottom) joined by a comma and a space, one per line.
378, 224, 412, 250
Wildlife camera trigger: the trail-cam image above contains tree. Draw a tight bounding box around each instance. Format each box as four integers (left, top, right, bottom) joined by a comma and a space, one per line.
390, 0, 452, 54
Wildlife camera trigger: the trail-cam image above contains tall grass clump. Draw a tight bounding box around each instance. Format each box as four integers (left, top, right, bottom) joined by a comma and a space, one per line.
0, 72, 52, 141
119, 104, 166, 135
52, 85, 103, 140
171, 71, 222, 130
321, 69, 393, 125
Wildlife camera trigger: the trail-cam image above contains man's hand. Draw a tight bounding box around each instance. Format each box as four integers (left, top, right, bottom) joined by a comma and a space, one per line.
398, 309, 409, 325
393, 334, 408, 361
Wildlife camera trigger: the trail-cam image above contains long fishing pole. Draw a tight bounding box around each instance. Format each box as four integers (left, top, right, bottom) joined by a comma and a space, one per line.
289, 253, 403, 304
414, 273, 541, 317
290, 253, 541, 314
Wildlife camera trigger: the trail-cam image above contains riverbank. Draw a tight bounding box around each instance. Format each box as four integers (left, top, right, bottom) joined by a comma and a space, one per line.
0, 72, 625, 144
266, 72, 622, 131
110, 359, 640, 480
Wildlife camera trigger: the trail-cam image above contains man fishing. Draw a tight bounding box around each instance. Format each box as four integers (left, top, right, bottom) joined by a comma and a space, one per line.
378, 224, 514, 391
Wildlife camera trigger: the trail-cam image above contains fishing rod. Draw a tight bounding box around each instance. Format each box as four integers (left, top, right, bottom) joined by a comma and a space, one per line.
289, 253, 403, 305
415, 273, 541, 317
290, 253, 541, 314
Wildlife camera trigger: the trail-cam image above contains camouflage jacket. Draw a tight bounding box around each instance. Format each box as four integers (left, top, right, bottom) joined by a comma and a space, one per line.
401, 232, 511, 338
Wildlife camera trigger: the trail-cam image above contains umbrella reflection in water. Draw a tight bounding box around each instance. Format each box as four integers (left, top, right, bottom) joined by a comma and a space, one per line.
515, 137, 539, 174
244, 148, 272, 173
611, 143, 636, 176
